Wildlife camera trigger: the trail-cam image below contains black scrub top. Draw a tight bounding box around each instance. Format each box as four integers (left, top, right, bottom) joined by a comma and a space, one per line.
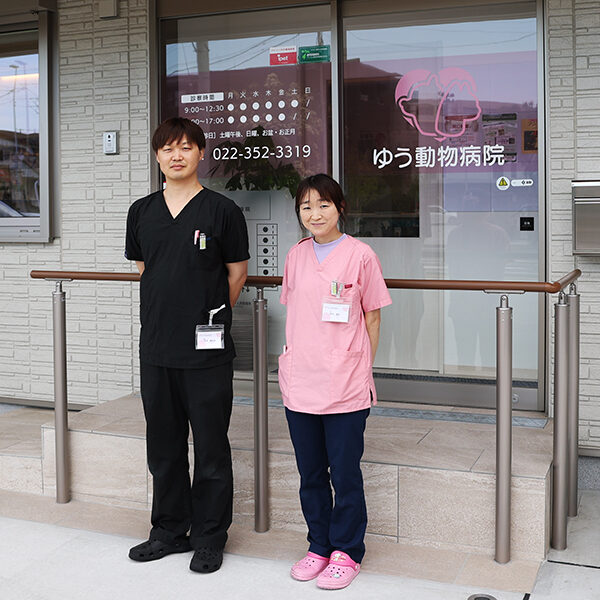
125, 187, 250, 369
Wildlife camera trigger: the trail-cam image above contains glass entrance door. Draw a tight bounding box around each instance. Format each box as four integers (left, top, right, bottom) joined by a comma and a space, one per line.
160, 1, 543, 410
160, 5, 332, 370
342, 3, 542, 408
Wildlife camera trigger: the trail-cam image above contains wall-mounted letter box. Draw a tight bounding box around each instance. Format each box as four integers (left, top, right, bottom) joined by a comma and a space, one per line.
572, 180, 600, 255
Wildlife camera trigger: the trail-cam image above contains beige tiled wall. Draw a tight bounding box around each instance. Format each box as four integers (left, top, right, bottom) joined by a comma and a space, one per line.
547, 0, 600, 449
1, 0, 598, 450
0, 0, 150, 406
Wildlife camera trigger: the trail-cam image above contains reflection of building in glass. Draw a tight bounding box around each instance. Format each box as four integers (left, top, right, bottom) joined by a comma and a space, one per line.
162, 62, 331, 190
344, 59, 420, 238
343, 53, 538, 238
0, 130, 39, 215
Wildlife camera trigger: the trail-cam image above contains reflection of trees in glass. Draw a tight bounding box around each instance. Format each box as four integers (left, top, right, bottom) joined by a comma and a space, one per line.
343, 73, 420, 237
0, 130, 39, 213
0, 53, 40, 214
210, 67, 328, 183
345, 174, 419, 237
208, 125, 301, 197
262, 70, 328, 179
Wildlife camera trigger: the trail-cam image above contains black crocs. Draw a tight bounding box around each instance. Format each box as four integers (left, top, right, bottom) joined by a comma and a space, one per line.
128, 537, 191, 562
189, 547, 224, 573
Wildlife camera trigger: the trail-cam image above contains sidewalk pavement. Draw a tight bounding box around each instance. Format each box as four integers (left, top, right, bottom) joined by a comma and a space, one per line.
2, 515, 600, 600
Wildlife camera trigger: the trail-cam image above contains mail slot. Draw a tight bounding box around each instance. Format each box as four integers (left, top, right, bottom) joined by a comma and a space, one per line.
572, 180, 600, 255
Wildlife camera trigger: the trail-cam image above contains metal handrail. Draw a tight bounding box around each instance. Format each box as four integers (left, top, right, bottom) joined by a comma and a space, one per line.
30, 269, 581, 292
29, 267, 582, 562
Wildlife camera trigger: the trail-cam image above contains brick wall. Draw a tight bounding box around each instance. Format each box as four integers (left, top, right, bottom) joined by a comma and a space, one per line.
0, 0, 149, 405
547, 0, 600, 450
0, 0, 599, 451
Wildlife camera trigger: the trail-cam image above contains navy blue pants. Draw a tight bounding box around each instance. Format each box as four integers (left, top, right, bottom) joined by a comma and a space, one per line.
285, 407, 369, 564
140, 361, 233, 551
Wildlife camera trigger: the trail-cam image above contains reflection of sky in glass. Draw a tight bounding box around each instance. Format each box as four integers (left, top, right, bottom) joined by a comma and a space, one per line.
346, 19, 536, 61
0, 54, 39, 134
346, 19, 537, 105
167, 31, 331, 75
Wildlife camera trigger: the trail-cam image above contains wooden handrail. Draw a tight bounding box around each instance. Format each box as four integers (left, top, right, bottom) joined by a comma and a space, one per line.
30, 269, 582, 293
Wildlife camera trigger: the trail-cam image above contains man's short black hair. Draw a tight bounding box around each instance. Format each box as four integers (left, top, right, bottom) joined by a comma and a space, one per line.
152, 117, 206, 153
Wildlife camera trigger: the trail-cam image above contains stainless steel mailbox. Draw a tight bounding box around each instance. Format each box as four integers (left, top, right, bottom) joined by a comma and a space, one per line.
572, 180, 600, 255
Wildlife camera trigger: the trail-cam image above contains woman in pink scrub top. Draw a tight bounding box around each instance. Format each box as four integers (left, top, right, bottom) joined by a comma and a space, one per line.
279, 174, 392, 590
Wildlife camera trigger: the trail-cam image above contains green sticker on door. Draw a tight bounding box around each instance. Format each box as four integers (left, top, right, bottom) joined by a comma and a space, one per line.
298, 45, 330, 63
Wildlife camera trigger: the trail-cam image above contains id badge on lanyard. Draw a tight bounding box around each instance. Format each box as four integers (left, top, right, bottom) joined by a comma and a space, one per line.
195, 304, 225, 350
321, 280, 352, 323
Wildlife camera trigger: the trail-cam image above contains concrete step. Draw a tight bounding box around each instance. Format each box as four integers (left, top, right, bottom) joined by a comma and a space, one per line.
0, 405, 50, 495
29, 393, 552, 563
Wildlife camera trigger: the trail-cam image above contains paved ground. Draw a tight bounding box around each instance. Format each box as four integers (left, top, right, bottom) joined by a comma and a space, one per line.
2, 494, 600, 600
0, 516, 524, 600
1, 400, 598, 599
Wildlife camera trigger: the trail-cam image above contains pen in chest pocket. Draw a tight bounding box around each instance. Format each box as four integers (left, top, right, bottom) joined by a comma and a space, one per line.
193, 230, 208, 250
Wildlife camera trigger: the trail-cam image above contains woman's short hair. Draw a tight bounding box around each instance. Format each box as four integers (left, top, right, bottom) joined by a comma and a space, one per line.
294, 173, 347, 225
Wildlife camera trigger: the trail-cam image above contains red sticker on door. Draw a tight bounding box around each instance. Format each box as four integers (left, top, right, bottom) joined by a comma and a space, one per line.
269, 46, 297, 66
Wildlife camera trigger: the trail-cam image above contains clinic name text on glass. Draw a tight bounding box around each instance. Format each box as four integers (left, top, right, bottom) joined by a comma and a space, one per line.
373, 144, 506, 169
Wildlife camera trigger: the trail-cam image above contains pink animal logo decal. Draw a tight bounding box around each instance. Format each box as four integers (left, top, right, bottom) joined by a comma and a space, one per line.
395, 68, 482, 142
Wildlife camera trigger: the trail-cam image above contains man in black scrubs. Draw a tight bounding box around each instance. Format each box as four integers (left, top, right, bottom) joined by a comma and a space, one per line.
125, 117, 249, 573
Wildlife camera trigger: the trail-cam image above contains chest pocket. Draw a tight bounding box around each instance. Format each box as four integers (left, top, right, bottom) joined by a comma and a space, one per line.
333, 280, 360, 323
340, 281, 358, 300
188, 233, 221, 271
338, 280, 359, 305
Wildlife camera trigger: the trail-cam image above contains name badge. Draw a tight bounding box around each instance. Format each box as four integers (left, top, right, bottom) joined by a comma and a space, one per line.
322, 299, 351, 323
195, 324, 225, 349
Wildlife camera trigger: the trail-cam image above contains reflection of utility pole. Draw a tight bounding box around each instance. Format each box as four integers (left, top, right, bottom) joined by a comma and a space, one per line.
15, 60, 28, 132
9, 64, 20, 205
9, 64, 18, 151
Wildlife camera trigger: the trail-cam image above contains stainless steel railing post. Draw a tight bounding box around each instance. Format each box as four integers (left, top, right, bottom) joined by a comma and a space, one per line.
567, 283, 580, 517
52, 281, 70, 503
253, 287, 269, 532
495, 294, 513, 564
551, 292, 569, 549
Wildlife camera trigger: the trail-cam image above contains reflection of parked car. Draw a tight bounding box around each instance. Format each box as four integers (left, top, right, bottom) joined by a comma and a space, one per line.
0, 200, 22, 217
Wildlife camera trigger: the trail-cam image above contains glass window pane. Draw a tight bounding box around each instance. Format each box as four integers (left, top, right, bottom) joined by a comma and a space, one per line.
344, 9, 539, 381
0, 29, 39, 218
160, 7, 332, 371
161, 7, 331, 195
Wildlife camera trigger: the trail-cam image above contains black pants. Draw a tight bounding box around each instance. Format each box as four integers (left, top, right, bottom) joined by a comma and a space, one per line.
140, 361, 233, 550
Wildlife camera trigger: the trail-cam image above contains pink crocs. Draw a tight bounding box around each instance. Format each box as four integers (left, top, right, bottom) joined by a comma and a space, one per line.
316, 551, 361, 590
290, 551, 329, 581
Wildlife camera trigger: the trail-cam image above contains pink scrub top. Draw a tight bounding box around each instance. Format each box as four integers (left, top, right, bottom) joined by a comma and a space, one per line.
279, 235, 392, 415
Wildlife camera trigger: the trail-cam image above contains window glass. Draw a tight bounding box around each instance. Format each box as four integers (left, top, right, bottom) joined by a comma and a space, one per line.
344, 17, 538, 238
0, 29, 38, 218
160, 7, 332, 370
161, 7, 331, 195
344, 12, 540, 380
